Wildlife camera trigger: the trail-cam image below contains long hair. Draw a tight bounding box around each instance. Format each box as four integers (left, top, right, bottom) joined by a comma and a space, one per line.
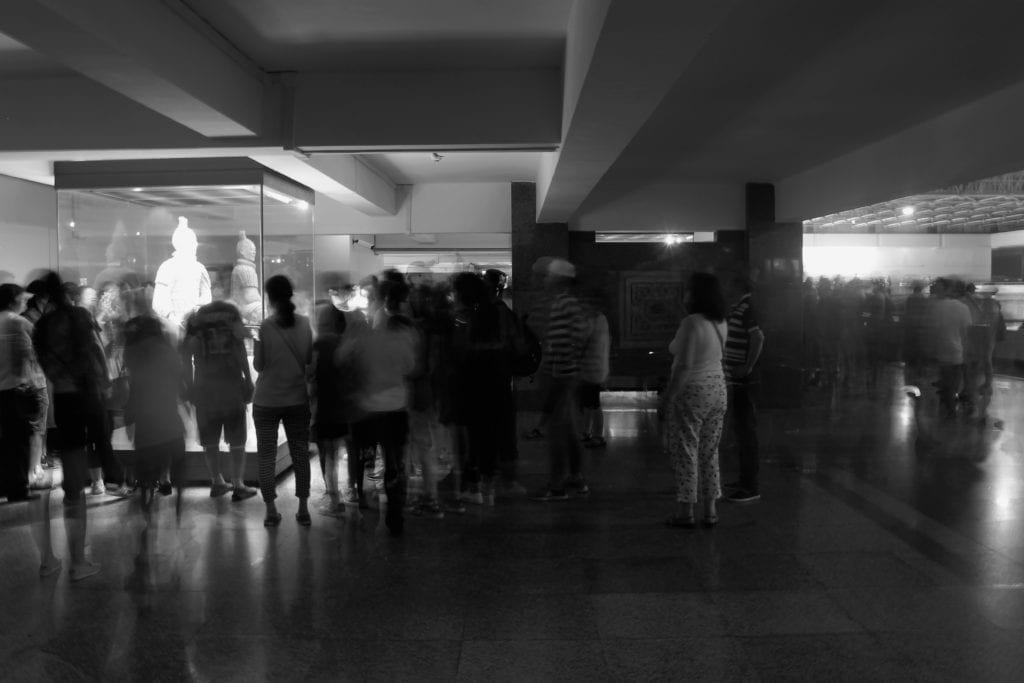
265, 274, 296, 328
687, 272, 727, 322
0, 283, 23, 311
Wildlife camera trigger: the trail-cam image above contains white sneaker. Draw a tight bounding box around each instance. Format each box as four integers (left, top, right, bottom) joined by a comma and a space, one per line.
89, 481, 106, 496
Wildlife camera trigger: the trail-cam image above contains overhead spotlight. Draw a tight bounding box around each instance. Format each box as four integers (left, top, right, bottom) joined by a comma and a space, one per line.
901, 205, 915, 217
431, 152, 444, 163
69, 221, 75, 228
132, 187, 144, 192
296, 199, 310, 211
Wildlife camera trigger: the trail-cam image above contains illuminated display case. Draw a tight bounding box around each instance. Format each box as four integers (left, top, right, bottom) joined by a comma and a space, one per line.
55, 159, 314, 458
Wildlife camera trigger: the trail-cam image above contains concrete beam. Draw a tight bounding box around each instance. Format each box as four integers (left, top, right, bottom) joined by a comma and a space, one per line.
536, 0, 741, 223
0, 0, 266, 137
249, 152, 398, 217
776, 77, 1024, 222
291, 69, 561, 151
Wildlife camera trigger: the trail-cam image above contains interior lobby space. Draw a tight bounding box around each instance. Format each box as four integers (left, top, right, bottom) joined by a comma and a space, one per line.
4, 0, 1024, 680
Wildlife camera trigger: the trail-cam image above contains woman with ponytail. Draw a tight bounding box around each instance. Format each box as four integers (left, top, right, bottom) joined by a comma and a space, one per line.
253, 275, 314, 527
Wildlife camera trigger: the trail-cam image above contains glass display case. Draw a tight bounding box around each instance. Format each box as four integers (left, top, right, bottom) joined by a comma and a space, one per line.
55, 159, 315, 456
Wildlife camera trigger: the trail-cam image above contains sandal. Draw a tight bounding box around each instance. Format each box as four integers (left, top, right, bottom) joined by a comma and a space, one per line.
296, 512, 312, 527
664, 513, 696, 529
263, 512, 283, 527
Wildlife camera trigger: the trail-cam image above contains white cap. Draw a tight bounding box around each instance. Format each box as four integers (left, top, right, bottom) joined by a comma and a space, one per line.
547, 258, 576, 279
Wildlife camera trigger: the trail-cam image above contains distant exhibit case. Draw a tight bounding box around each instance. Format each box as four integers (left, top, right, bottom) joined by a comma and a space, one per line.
55, 159, 315, 475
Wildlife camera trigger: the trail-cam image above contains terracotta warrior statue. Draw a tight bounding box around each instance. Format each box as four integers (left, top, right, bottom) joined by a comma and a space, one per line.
152, 216, 212, 330
231, 230, 262, 324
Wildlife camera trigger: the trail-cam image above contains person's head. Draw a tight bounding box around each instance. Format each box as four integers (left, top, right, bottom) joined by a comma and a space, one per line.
0, 283, 26, 313
685, 272, 727, 322
483, 269, 508, 300
452, 272, 487, 309
544, 258, 576, 292
380, 277, 410, 314
80, 286, 98, 310
39, 271, 69, 308
63, 281, 82, 306
265, 274, 296, 327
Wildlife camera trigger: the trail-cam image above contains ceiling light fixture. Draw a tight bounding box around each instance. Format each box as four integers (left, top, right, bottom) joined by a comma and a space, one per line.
132, 187, 143, 192
901, 205, 915, 216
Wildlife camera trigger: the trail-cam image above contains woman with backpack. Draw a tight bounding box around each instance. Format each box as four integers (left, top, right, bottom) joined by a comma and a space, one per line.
660, 272, 728, 529
254, 275, 314, 528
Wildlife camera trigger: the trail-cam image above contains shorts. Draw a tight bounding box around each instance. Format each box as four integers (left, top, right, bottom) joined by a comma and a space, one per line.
577, 381, 602, 410
197, 407, 247, 449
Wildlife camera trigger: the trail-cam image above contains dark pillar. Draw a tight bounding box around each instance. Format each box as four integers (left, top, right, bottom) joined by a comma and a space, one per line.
511, 182, 568, 407
746, 183, 803, 409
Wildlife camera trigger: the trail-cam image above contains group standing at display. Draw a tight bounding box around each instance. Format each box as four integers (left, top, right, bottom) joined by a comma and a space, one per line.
1, 220, 777, 581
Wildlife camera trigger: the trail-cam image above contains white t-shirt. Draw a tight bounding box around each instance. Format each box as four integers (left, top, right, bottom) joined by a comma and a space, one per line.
669, 314, 727, 386
930, 298, 972, 365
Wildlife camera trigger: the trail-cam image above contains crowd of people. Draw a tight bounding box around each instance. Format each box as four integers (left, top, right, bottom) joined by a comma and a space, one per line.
802, 275, 1007, 422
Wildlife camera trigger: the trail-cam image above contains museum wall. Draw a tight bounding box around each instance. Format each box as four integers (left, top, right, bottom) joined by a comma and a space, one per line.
568, 230, 747, 389
0, 174, 57, 283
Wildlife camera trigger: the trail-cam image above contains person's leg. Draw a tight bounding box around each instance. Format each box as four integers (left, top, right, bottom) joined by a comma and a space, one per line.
563, 380, 585, 484
253, 405, 281, 520
938, 364, 960, 416
382, 411, 409, 535
731, 384, 760, 495
542, 378, 573, 494
54, 391, 99, 580
281, 403, 312, 520
0, 390, 32, 499
698, 382, 727, 521
28, 385, 48, 485
197, 407, 229, 494
223, 408, 256, 498
30, 488, 60, 576
664, 392, 701, 522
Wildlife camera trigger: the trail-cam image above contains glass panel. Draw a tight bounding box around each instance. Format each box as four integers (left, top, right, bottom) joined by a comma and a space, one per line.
261, 183, 314, 320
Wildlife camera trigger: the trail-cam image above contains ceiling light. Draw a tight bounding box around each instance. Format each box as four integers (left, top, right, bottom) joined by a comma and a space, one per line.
69, 221, 75, 228
295, 199, 310, 211
263, 187, 296, 204
132, 187, 143, 192
901, 205, 915, 216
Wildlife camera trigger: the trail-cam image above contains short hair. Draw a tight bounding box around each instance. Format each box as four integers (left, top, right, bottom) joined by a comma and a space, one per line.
687, 272, 727, 322
0, 283, 24, 311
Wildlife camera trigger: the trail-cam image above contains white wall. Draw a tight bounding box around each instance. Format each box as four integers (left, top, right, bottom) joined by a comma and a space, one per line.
315, 183, 512, 236
0, 174, 57, 283
803, 233, 992, 281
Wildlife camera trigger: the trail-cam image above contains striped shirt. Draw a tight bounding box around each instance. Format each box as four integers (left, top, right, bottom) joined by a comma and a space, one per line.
724, 294, 760, 377
542, 292, 586, 378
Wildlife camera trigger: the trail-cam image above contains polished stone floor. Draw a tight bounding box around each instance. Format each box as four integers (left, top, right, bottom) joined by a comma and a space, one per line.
2, 366, 1024, 681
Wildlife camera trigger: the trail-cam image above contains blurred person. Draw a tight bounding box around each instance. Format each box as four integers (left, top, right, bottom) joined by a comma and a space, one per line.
0, 283, 61, 577
523, 257, 556, 440
0, 283, 46, 502
450, 272, 517, 506
311, 282, 356, 517
254, 275, 314, 527
123, 307, 186, 521
405, 281, 445, 517
816, 278, 842, 383
182, 299, 258, 501
32, 271, 105, 581
345, 313, 418, 534
903, 282, 929, 385
801, 278, 822, 385
962, 284, 1006, 423
863, 280, 892, 390
484, 268, 529, 494
722, 276, 765, 504
532, 259, 589, 501
22, 278, 52, 325
929, 278, 972, 418
660, 273, 728, 528
577, 288, 610, 449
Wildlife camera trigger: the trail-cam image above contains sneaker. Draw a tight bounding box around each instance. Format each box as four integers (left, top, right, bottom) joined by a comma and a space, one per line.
460, 491, 484, 505
210, 482, 233, 498
109, 484, 134, 497
726, 488, 761, 504
532, 488, 569, 502
157, 482, 173, 496
231, 488, 258, 502
89, 482, 106, 496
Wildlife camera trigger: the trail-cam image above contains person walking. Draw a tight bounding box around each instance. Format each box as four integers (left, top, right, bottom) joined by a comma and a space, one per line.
660, 273, 728, 528
253, 275, 314, 528
532, 259, 588, 501
182, 300, 258, 501
722, 276, 765, 504
32, 271, 105, 581
578, 291, 610, 449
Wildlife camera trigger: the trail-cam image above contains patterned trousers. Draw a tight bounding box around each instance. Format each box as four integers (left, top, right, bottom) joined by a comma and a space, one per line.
254, 403, 311, 502
663, 374, 727, 504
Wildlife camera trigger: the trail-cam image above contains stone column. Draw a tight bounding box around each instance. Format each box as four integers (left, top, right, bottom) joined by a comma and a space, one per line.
746, 183, 804, 409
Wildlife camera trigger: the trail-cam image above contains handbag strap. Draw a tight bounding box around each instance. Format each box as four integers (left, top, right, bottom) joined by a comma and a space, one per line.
267, 318, 306, 375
